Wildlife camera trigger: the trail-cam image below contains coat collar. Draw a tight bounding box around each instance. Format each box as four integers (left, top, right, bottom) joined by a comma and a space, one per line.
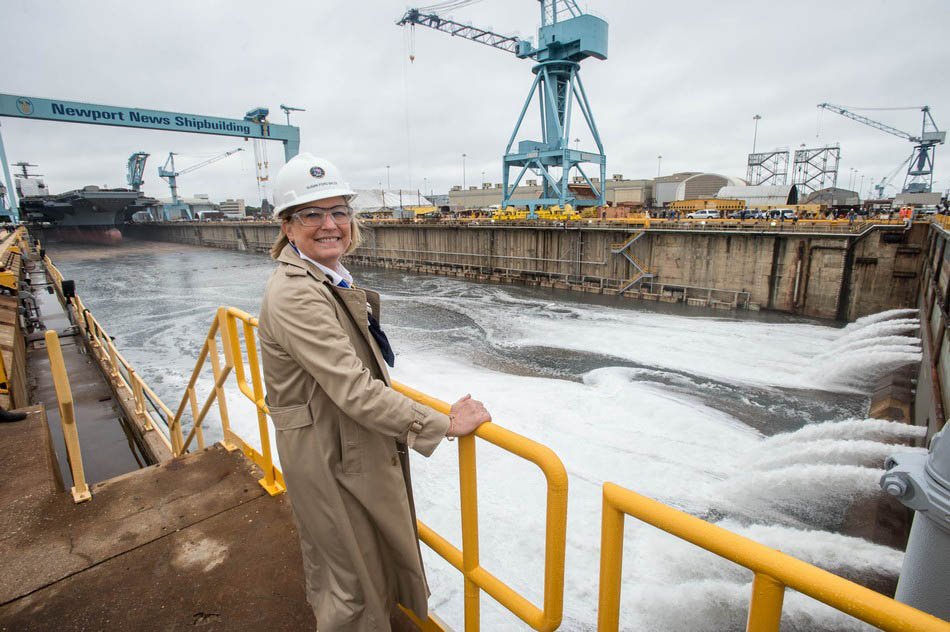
277, 244, 388, 376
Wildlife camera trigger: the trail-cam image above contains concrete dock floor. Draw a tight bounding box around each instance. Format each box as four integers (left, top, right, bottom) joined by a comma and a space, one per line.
0, 410, 316, 631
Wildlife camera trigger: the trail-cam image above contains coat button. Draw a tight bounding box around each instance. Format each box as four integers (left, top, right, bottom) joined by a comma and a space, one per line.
391, 455, 398, 466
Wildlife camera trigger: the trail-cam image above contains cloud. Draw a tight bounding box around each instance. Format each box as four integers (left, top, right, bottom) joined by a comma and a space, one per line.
2, 0, 947, 205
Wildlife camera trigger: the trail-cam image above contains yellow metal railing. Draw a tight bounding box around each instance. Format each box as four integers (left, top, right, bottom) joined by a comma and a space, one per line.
168, 306, 284, 495
597, 483, 950, 632
171, 306, 568, 630
44, 329, 91, 503
391, 381, 568, 632
44, 257, 175, 454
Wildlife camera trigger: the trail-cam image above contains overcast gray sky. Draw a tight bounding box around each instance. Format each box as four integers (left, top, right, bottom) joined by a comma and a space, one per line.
2, 0, 948, 206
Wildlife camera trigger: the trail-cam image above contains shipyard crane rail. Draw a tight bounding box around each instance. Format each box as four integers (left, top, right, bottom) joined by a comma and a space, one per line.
397, 0, 609, 211
818, 103, 945, 193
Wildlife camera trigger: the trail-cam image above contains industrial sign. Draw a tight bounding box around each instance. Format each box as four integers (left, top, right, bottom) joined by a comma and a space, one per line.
0, 93, 300, 160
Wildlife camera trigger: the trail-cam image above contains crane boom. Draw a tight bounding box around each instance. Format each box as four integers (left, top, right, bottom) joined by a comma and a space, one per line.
396, 1, 609, 210
818, 102, 945, 194
178, 147, 243, 175
157, 147, 243, 218
396, 9, 526, 56
818, 103, 915, 141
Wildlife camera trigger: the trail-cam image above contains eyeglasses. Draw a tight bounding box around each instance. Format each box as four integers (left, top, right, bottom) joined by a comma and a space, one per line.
291, 205, 353, 226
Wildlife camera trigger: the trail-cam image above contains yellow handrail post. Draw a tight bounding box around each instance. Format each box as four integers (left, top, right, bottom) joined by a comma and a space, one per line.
87, 316, 101, 349
207, 334, 236, 451
44, 330, 91, 504
0, 348, 9, 395
746, 573, 785, 632
107, 341, 120, 380
596, 490, 625, 632
187, 385, 204, 450
239, 314, 281, 494
129, 371, 152, 431
70, 297, 85, 336
459, 434, 481, 631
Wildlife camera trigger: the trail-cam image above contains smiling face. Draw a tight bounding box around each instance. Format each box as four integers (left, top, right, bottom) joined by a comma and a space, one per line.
281, 195, 352, 268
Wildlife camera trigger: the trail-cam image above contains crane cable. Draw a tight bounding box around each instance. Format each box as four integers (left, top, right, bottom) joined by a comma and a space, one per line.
416, 0, 483, 12
403, 27, 414, 197
832, 105, 926, 111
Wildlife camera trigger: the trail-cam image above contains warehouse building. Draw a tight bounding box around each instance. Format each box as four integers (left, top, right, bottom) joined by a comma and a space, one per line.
447, 175, 653, 210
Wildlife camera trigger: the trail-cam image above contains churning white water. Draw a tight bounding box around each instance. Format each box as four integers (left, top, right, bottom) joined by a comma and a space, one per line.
47, 241, 926, 631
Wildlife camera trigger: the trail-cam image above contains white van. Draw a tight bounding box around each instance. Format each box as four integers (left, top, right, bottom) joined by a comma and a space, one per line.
686, 209, 720, 219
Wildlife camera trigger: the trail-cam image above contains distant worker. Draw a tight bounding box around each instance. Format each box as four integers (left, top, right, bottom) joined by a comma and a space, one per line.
258, 153, 491, 631
848, 209, 856, 226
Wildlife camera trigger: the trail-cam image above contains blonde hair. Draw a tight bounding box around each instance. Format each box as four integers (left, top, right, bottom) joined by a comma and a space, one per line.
270, 205, 362, 260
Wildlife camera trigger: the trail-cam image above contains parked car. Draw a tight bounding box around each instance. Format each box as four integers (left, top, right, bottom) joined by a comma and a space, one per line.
686, 209, 720, 219
763, 209, 797, 220
728, 210, 756, 219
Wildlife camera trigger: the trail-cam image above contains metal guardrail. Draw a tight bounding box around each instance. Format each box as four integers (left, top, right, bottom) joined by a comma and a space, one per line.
597, 483, 950, 632
390, 381, 568, 632
44, 257, 175, 455
173, 306, 568, 630
168, 306, 284, 495
43, 329, 91, 503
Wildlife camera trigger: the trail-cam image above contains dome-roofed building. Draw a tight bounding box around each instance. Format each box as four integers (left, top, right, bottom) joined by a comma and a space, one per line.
803, 187, 858, 207
674, 174, 746, 200
717, 184, 799, 207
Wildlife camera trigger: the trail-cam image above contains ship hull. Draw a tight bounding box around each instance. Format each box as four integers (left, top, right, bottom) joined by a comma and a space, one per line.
21, 186, 155, 245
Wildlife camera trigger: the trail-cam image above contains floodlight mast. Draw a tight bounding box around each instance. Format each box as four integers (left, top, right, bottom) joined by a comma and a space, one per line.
397, 0, 609, 210
818, 103, 945, 193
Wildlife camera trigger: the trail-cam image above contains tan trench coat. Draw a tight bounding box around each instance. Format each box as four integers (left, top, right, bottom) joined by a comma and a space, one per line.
259, 245, 450, 631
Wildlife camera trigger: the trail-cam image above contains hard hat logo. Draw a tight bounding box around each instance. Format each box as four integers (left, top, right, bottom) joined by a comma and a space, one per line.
310, 166, 325, 179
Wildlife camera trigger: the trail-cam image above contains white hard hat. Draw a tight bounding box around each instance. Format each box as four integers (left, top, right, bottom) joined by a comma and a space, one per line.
272, 153, 357, 217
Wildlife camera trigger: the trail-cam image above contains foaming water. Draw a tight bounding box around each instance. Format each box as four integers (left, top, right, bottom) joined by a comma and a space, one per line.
46, 242, 923, 631
763, 418, 927, 446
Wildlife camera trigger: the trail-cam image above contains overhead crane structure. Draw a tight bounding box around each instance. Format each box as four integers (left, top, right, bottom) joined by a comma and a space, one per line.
158, 147, 243, 219
0, 93, 300, 218
398, 0, 609, 211
126, 152, 149, 192
818, 103, 945, 194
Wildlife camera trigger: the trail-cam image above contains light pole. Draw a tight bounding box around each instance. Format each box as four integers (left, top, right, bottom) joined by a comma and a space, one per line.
423, 177, 428, 198
752, 114, 762, 155
386, 165, 391, 190
574, 137, 580, 150
461, 153, 467, 211
657, 155, 663, 177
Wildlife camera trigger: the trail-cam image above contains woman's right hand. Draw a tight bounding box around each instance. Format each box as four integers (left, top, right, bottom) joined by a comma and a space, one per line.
446, 394, 491, 437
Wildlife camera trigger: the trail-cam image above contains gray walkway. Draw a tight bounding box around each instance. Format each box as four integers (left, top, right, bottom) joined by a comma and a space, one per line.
28, 263, 146, 483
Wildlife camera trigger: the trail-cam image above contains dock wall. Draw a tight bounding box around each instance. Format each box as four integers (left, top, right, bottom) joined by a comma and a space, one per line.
124, 221, 928, 322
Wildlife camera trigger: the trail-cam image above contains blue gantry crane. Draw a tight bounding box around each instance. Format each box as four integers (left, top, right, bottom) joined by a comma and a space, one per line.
157, 147, 243, 219
818, 103, 945, 194
126, 152, 149, 192
398, 0, 609, 210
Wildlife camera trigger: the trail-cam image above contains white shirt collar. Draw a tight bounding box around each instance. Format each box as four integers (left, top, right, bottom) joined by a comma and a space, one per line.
292, 245, 353, 287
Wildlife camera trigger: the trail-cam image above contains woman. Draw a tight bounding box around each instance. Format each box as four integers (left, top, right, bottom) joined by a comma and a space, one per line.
259, 153, 490, 631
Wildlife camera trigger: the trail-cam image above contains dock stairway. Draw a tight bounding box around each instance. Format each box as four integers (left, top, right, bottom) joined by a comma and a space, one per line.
610, 230, 654, 292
